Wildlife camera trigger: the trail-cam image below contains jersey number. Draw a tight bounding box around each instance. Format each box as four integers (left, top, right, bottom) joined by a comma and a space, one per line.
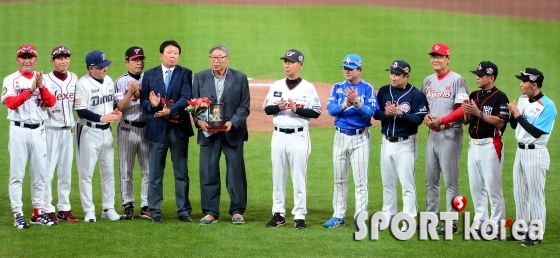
36, 99, 44, 107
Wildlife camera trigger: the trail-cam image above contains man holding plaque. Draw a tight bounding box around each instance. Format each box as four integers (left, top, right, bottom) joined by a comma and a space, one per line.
192, 44, 251, 225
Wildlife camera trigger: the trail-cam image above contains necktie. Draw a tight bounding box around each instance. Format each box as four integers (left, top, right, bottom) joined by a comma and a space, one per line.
164, 69, 171, 92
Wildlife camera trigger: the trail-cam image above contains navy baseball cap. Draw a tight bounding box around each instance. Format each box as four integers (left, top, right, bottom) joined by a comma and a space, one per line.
51, 46, 71, 59
386, 60, 411, 74
341, 54, 362, 69
515, 68, 544, 85
280, 49, 304, 63
125, 46, 145, 60
85, 50, 112, 68
471, 61, 498, 78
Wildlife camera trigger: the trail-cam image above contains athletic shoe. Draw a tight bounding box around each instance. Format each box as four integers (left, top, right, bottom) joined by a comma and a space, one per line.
13, 213, 29, 229
45, 212, 59, 225
30, 212, 56, 226
232, 214, 245, 224
140, 206, 151, 219
323, 217, 345, 228
521, 234, 542, 246
438, 223, 458, 235
199, 215, 218, 225
122, 203, 134, 220
102, 209, 122, 221
57, 210, 79, 222
84, 211, 96, 222
265, 213, 286, 228
294, 219, 307, 229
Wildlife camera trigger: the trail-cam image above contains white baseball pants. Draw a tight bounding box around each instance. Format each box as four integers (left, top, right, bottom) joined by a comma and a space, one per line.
44, 127, 74, 213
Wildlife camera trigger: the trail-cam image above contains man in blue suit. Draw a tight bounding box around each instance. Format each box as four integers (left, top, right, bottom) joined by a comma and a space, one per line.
192, 44, 250, 225
140, 40, 194, 223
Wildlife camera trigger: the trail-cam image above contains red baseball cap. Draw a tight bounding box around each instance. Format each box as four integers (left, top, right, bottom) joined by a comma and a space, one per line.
17, 44, 38, 57
429, 43, 450, 56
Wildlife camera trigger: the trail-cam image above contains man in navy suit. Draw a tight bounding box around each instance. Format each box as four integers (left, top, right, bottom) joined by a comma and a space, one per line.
192, 44, 250, 225
140, 40, 194, 223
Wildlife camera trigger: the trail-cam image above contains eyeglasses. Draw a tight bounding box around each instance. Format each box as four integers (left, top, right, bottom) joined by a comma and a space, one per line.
92, 66, 105, 70
210, 56, 228, 61
520, 71, 539, 82
430, 55, 447, 60
128, 58, 145, 64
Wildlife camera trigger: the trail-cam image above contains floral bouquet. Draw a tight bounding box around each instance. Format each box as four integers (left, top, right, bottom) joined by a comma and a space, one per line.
185, 97, 211, 116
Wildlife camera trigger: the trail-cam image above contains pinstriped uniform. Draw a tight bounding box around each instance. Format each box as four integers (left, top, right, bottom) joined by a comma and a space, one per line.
114, 72, 149, 208
513, 94, 556, 235
326, 79, 377, 219
44, 71, 78, 213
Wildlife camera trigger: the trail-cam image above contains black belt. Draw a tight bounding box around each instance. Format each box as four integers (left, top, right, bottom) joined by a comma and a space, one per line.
86, 121, 110, 130
123, 119, 147, 128
336, 126, 366, 136
60, 126, 71, 129
275, 127, 303, 134
13, 121, 43, 129
518, 142, 535, 149
386, 136, 409, 142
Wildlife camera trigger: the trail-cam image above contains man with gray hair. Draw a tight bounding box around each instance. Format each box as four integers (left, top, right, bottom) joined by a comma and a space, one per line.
191, 44, 251, 225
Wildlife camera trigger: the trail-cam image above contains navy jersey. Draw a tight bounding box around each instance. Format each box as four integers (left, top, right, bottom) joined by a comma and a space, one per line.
327, 79, 377, 129
468, 87, 509, 139
374, 83, 428, 137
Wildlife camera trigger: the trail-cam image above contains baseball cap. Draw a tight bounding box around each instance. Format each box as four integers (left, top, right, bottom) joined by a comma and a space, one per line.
341, 54, 362, 70
515, 68, 544, 85
51, 46, 71, 59
470, 61, 498, 78
429, 43, 450, 56
280, 49, 304, 63
386, 60, 411, 74
17, 44, 37, 57
85, 50, 112, 68
125, 46, 145, 60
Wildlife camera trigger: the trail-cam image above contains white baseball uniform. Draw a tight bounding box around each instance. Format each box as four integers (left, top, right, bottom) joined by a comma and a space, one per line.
74, 74, 116, 213
422, 70, 468, 213
43, 71, 78, 214
465, 87, 509, 231
326, 79, 377, 220
2, 71, 56, 214
512, 94, 556, 235
113, 72, 149, 208
262, 78, 321, 220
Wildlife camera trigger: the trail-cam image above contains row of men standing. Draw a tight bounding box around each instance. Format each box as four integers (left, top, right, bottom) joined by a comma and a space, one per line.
313, 44, 556, 247
3, 40, 251, 228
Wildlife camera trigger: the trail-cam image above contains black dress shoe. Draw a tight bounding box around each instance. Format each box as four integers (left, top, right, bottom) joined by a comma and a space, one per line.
152, 216, 163, 223
179, 215, 193, 222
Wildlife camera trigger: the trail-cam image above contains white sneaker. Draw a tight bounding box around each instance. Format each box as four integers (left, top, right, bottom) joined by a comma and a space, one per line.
84, 211, 96, 223
102, 209, 121, 221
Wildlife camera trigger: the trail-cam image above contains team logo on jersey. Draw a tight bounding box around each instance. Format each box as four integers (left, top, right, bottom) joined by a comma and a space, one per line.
445, 86, 451, 91
273, 91, 282, 97
314, 97, 319, 104
400, 102, 411, 113
336, 88, 343, 94
2, 87, 6, 95
425, 87, 452, 100
54, 90, 75, 101
482, 106, 493, 115
91, 89, 100, 93
90, 94, 114, 106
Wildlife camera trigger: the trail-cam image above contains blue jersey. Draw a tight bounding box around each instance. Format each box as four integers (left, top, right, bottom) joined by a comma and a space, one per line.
326, 79, 377, 129
373, 83, 428, 137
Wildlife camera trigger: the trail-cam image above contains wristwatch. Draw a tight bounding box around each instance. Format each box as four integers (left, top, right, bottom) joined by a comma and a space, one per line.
397, 113, 404, 119
477, 111, 484, 118
353, 100, 359, 106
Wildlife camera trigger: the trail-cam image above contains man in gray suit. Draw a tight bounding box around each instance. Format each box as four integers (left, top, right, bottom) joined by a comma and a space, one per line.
192, 44, 250, 225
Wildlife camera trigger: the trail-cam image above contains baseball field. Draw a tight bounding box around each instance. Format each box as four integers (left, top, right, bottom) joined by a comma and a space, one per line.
1, 0, 559, 257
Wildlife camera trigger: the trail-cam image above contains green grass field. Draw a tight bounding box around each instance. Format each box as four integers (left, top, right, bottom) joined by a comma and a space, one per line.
1, 0, 559, 257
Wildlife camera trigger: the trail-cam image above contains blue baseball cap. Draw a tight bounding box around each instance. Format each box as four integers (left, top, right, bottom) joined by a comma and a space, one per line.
341, 54, 362, 69
386, 60, 411, 75
85, 50, 112, 68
